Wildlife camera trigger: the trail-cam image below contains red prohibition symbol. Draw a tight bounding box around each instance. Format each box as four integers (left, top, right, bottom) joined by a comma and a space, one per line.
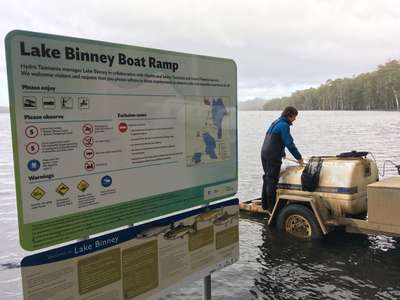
118, 122, 128, 133
82, 123, 94, 135
84, 160, 95, 171
26, 142, 40, 154
25, 125, 39, 138
83, 148, 95, 159
82, 136, 94, 147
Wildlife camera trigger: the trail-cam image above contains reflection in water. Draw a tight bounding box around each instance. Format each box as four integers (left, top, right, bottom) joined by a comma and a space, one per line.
250, 218, 400, 299
0, 262, 20, 270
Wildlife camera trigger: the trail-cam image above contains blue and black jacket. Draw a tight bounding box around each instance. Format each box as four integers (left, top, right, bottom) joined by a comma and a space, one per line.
261, 116, 302, 162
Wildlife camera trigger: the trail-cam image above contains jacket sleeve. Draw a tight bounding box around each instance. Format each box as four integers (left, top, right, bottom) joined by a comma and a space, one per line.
280, 124, 302, 160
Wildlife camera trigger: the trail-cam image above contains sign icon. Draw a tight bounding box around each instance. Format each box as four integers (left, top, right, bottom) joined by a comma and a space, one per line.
61, 96, 73, 109
84, 160, 95, 171
27, 159, 41, 172
42, 97, 56, 109
118, 122, 128, 133
23, 96, 37, 109
56, 183, 69, 196
77, 180, 90, 192
83, 148, 95, 159
26, 142, 40, 155
25, 125, 39, 138
82, 123, 93, 135
82, 136, 94, 147
31, 187, 46, 201
101, 175, 112, 188
78, 97, 90, 109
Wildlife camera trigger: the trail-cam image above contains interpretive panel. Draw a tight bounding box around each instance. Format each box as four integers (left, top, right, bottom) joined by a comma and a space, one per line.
77, 248, 121, 295
5, 30, 237, 250
21, 199, 239, 300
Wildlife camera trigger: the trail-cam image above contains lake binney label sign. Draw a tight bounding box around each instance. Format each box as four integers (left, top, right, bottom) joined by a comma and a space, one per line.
5, 30, 237, 250
21, 199, 239, 300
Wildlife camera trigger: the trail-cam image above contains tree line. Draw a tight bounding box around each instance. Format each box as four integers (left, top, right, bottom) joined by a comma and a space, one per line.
263, 60, 400, 111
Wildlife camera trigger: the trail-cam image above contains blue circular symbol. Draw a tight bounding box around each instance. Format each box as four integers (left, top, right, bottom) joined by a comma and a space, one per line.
101, 175, 112, 188
27, 159, 41, 171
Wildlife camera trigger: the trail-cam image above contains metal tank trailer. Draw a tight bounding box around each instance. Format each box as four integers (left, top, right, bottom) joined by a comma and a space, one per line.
240, 151, 400, 240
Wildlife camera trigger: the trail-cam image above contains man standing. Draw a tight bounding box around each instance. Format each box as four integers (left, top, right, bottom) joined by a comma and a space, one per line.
261, 106, 304, 211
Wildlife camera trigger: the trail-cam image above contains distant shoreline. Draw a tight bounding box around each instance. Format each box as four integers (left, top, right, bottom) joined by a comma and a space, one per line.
240, 109, 400, 112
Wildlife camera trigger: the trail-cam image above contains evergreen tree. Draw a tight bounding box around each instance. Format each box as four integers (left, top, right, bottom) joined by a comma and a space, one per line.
263, 59, 400, 111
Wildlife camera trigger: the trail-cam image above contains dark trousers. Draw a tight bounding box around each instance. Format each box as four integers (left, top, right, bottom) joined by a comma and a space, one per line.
261, 159, 281, 211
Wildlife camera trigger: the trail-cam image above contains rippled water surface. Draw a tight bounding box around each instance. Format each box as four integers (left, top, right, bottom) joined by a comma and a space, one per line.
1, 111, 400, 299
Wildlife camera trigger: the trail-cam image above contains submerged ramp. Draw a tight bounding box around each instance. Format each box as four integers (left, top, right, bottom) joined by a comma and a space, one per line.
239, 199, 269, 215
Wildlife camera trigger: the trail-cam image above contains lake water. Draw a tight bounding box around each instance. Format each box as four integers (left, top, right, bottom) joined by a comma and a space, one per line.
1, 111, 399, 299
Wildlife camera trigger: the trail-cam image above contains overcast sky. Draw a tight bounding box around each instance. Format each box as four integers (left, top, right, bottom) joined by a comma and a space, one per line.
1, 0, 400, 106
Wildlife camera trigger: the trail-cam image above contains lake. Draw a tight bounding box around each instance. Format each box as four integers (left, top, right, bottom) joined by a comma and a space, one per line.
1, 111, 399, 299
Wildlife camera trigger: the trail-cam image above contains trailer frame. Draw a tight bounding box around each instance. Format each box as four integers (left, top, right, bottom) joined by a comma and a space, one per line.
240, 193, 400, 239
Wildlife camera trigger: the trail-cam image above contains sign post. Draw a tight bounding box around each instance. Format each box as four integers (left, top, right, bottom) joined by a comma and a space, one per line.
203, 274, 212, 300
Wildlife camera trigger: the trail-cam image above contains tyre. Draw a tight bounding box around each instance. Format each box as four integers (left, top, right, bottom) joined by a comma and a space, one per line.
276, 204, 323, 240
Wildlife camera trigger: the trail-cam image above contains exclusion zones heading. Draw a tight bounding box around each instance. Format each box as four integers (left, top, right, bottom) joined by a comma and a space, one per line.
19, 42, 179, 72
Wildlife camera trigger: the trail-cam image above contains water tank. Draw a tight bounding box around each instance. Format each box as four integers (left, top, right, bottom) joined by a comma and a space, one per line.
278, 157, 379, 216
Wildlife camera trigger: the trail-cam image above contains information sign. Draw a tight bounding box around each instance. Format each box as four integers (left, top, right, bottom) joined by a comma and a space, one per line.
5, 30, 237, 250
21, 199, 239, 300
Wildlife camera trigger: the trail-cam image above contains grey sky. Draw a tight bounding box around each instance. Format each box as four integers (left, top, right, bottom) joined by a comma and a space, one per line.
1, 0, 400, 106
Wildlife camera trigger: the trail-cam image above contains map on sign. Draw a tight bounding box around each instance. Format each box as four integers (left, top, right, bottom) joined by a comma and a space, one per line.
186, 96, 231, 166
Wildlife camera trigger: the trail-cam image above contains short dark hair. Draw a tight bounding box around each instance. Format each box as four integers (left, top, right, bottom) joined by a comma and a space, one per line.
281, 106, 298, 118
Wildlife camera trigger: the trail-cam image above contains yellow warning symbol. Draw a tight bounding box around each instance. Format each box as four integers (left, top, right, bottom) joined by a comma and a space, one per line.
31, 187, 46, 200
56, 183, 69, 196
77, 180, 90, 192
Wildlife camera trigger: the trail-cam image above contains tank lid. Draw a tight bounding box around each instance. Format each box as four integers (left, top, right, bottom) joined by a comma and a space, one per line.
337, 151, 369, 158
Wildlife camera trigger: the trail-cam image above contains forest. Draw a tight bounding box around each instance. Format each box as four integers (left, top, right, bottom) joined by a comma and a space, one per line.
263, 60, 400, 111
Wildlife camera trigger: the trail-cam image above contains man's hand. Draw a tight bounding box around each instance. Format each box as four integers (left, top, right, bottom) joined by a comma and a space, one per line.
297, 159, 304, 165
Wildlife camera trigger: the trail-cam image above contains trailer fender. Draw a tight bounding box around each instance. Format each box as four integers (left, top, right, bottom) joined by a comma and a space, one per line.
268, 194, 328, 235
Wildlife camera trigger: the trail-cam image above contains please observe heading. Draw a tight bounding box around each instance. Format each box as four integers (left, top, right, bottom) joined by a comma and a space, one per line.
19, 41, 180, 72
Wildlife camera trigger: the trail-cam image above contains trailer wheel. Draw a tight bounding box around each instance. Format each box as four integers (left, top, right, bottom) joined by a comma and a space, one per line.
276, 204, 323, 240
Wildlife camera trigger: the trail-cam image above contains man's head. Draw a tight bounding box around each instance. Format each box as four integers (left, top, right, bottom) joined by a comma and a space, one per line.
281, 106, 298, 123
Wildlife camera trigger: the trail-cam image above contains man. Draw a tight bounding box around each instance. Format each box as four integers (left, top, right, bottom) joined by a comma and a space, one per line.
261, 106, 304, 211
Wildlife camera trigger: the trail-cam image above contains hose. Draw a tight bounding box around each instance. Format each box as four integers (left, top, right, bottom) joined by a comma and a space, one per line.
285, 157, 307, 165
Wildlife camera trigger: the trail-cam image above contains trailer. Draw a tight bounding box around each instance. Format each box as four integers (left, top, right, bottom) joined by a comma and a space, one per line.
240, 154, 400, 239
